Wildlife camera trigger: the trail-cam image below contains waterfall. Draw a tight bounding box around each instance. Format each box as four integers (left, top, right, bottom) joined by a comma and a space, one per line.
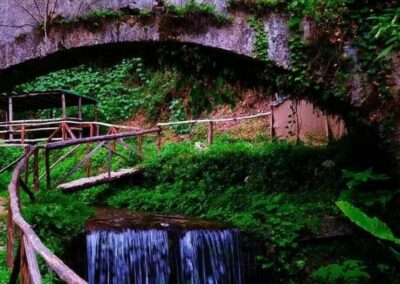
179, 229, 242, 284
87, 229, 170, 284
87, 229, 242, 284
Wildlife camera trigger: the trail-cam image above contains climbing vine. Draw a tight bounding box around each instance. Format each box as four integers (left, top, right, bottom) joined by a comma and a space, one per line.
248, 16, 269, 60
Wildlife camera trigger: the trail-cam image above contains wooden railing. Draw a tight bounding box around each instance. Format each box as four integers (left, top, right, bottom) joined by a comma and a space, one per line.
157, 112, 272, 144
0, 119, 140, 144
6, 127, 161, 283
4, 112, 271, 283
7, 146, 87, 284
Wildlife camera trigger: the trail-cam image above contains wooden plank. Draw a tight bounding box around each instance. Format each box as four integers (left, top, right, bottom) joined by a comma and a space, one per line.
58, 168, 142, 192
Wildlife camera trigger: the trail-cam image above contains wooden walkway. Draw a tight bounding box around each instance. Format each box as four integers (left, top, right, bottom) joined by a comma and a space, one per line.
57, 168, 142, 192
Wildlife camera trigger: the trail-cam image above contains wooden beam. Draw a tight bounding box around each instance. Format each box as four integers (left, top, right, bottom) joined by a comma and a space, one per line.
47, 125, 61, 143
63, 123, 77, 140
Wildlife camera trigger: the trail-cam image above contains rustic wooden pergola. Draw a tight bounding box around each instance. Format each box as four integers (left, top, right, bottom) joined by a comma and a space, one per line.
0, 89, 98, 120
0, 90, 98, 142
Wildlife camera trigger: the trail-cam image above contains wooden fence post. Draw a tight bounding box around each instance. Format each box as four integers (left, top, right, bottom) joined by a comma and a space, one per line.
156, 128, 162, 152
24, 147, 29, 185
108, 141, 113, 179
6, 205, 14, 268
20, 234, 30, 284
270, 105, 275, 139
207, 121, 214, 145
33, 149, 39, 192
45, 148, 51, 190
21, 125, 26, 144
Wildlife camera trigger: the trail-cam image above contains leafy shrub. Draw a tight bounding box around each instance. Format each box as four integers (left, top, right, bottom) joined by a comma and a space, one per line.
23, 191, 94, 256
311, 259, 370, 283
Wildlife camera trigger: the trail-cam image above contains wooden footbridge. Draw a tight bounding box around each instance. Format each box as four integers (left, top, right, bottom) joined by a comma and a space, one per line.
1, 90, 272, 283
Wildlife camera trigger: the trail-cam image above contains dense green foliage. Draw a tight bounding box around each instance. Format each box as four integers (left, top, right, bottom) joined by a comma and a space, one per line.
16, 57, 238, 123
311, 259, 370, 283
69, 136, 398, 281
23, 191, 94, 256
3, 0, 400, 282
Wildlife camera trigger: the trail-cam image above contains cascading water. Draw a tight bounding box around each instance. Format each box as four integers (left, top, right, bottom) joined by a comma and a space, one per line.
179, 229, 242, 284
86, 228, 241, 284
87, 229, 170, 284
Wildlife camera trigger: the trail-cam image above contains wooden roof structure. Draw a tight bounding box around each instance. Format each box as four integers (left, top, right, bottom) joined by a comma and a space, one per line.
0, 90, 98, 112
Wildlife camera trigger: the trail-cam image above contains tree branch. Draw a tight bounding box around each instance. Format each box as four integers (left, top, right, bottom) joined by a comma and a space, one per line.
0, 23, 34, 29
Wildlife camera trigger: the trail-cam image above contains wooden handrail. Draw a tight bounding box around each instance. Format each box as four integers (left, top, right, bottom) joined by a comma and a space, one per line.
156, 112, 272, 126
8, 147, 87, 283
46, 128, 160, 150
0, 120, 140, 131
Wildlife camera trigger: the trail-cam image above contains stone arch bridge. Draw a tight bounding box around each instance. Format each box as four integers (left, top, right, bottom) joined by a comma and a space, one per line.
0, 0, 309, 76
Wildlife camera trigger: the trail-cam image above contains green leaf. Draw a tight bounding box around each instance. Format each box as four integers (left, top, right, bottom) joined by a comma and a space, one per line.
336, 201, 400, 244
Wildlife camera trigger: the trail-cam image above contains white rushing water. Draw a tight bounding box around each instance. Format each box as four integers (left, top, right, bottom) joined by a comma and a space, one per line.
87, 228, 242, 284
87, 229, 170, 284
179, 229, 242, 284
